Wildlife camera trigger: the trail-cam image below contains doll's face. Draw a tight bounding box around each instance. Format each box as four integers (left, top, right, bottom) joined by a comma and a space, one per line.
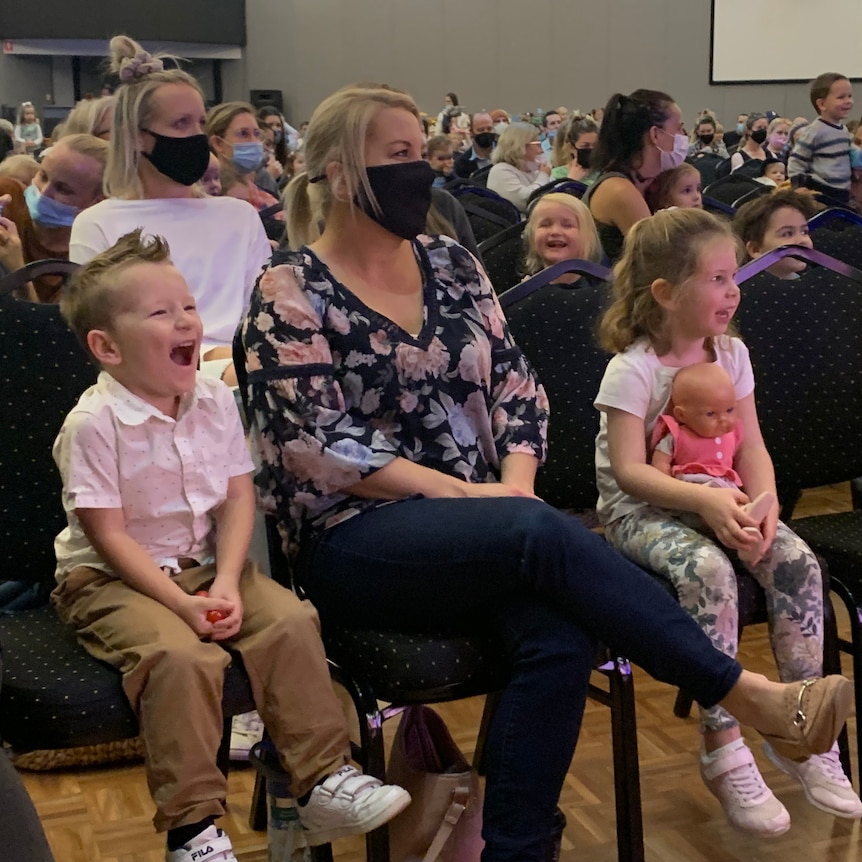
672, 376, 738, 438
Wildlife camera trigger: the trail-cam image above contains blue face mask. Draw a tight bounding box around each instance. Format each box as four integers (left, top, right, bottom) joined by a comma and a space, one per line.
229, 141, 265, 172
736, 123, 745, 135
24, 182, 80, 227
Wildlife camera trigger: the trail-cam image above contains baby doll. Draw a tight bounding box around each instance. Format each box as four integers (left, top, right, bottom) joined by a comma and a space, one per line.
651, 362, 775, 563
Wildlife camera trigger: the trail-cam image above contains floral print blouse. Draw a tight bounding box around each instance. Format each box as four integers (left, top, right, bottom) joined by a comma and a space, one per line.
242, 234, 549, 559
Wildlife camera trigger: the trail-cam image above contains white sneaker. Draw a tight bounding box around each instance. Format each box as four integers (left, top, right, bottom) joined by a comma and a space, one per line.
230, 710, 264, 762
165, 825, 237, 862
700, 740, 791, 836
765, 741, 862, 818
296, 764, 411, 846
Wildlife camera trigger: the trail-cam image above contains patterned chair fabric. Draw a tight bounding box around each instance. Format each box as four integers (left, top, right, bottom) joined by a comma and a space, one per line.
477, 221, 526, 294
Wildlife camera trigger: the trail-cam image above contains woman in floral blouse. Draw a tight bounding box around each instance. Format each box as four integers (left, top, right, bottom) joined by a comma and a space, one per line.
241, 84, 850, 861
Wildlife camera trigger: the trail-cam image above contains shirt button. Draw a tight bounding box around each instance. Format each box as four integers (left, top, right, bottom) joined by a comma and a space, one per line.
716, 451, 724, 459
714, 437, 721, 444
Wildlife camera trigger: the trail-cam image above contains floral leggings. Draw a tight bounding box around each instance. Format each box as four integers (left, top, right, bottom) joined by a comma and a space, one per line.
605, 507, 824, 731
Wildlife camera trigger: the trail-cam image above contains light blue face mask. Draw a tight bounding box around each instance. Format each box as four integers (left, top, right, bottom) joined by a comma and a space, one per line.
24, 182, 80, 227
229, 141, 265, 172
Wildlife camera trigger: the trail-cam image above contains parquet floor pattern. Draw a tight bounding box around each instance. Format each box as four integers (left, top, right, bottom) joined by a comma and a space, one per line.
18, 485, 861, 861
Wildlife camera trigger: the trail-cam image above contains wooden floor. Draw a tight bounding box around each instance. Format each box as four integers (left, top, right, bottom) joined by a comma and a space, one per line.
18, 484, 862, 862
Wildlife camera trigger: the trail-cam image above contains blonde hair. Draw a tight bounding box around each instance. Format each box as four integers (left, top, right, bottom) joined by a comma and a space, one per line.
205, 101, 257, 143
60, 133, 109, 172
599, 208, 738, 355
60, 96, 116, 138
104, 35, 204, 199
491, 123, 537, 169
0, 154, 40, 185
284, 82, 420, 249
61, 228, 172, 361
523, 193, 602, 275
766, 116, 791, 136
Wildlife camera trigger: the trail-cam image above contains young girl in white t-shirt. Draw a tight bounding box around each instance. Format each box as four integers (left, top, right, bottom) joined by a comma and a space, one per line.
594, 208, 862, 835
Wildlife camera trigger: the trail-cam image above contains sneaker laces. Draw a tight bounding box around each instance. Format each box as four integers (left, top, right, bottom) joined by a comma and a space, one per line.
809, 747, 851, 786
724, 759, 773, 804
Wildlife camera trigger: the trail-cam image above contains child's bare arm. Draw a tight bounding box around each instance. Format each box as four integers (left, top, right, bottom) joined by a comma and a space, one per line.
76, 507, 230, 636
211, 473, 255, 589
650, 448, 674, 476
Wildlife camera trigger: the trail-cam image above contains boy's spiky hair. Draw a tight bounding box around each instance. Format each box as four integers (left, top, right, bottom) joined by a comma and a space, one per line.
61, 229, 171, 361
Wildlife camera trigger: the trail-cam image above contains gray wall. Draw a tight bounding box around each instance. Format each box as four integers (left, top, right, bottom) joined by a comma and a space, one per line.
0, 0, 819, 128
238, 0, 816, 127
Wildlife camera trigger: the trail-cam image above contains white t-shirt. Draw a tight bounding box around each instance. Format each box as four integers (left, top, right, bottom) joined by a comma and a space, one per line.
69, 196, 272, 354
593, 336, 755, 525
53, 372, 254, 581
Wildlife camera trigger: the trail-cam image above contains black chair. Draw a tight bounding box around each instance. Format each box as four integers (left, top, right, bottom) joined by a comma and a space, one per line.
733, 245, 862, 781
687, 153, 727, 188
258, 201, 286, 244
809, 207, 862, 272
477, 221, 526, 293
732, 184, 773, 209
703, 173, 763, 207
450, 185, 522, 245
233, 322, 646, 862
0, 290, 258, 783
702, 195, 736, 219
526, 178, 588, 210
0, 258, 79, 298
466, 164, 492, 187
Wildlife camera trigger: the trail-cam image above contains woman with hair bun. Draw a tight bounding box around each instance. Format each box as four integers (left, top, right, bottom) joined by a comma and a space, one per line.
69, 35, 271, 381
585, 89, 686, 262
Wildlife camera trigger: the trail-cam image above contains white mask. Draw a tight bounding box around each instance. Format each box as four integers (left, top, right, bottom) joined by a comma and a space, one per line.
656, 127, 689, 171
494, 121, 509, 136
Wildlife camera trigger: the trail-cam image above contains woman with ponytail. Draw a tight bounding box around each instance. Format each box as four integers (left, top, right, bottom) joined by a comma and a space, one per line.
584, 89, 686, 262
69, 35, 271, 380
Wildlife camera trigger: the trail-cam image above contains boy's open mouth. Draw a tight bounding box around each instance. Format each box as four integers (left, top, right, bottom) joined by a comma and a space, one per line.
170, 342, 196, 366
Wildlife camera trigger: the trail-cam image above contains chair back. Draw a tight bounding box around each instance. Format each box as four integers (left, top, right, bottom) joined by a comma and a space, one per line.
450, 186, 521, 244
0, 295, 97, 584
477, 222, 526, 293
526, 178, 588, 210
735, 247, 862, 511
0, 259, 80, 299
687, 153, 726, 188
703, 173, 762, 207
809, 208, 862, 271
501, 265, 612, 510
702, 195, 736, 218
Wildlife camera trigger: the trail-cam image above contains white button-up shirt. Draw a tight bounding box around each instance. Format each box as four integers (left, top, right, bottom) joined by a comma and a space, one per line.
54, 372, 254, 581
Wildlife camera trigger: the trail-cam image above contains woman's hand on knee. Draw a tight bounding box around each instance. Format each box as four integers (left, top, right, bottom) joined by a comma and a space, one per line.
461, 482, 540, 500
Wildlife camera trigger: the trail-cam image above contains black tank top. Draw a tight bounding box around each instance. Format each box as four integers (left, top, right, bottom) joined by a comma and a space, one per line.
584, 171, 633, 264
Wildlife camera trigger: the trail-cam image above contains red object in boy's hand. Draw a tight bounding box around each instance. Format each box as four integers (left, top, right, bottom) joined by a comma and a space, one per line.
195, 590, 226, 623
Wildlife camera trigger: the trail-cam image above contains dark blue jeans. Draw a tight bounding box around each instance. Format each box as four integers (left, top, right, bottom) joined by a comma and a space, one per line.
295, 497, 742, 862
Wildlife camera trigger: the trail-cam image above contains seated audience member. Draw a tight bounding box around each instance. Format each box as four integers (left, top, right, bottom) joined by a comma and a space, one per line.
207, 101, 279, 201
722, 113, 748, 150
734, 189, 817, 278
59, 95, 116, 140
764, 117, 791, 162
0, 119, 20, 157
490, 108, 510, 136
424, 135, 455, 186
69, 35, 272, 381
730, 113, 768, 172
14, 102, 43, 153
285, 148, 307, 181
789, 72, 854, 206
755, 157, 787, 187
688, 115, 729, 160
557, 106, 570, 123
540, 110, 563, 155
453, 111, 497, 178
259, 120, 286, 188
435, 91, 459, 134
645, 163, 703, 211
0, 154, 40, 187
257, 105, 290, 169
200, 153, 222, 197
550, 114, 599, 183
255, 80, 853, 862
585, 88, 686, 262
53, 229, 411, 862
590, 106, 605, 125
0, 134, 106, 301
522, 192, 604, 283
487, 123, 551, 212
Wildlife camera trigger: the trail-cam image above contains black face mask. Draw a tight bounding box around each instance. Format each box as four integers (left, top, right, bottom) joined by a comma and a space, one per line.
699, 133, 715, 145
357, 160, 434, 240
140, 129, 211, 186
575, 147, 593, 169
473, 131, 496, 150
750, 128, 768, 145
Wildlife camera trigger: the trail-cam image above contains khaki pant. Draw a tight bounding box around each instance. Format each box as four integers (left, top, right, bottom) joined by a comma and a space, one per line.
52, 562, 350, 832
